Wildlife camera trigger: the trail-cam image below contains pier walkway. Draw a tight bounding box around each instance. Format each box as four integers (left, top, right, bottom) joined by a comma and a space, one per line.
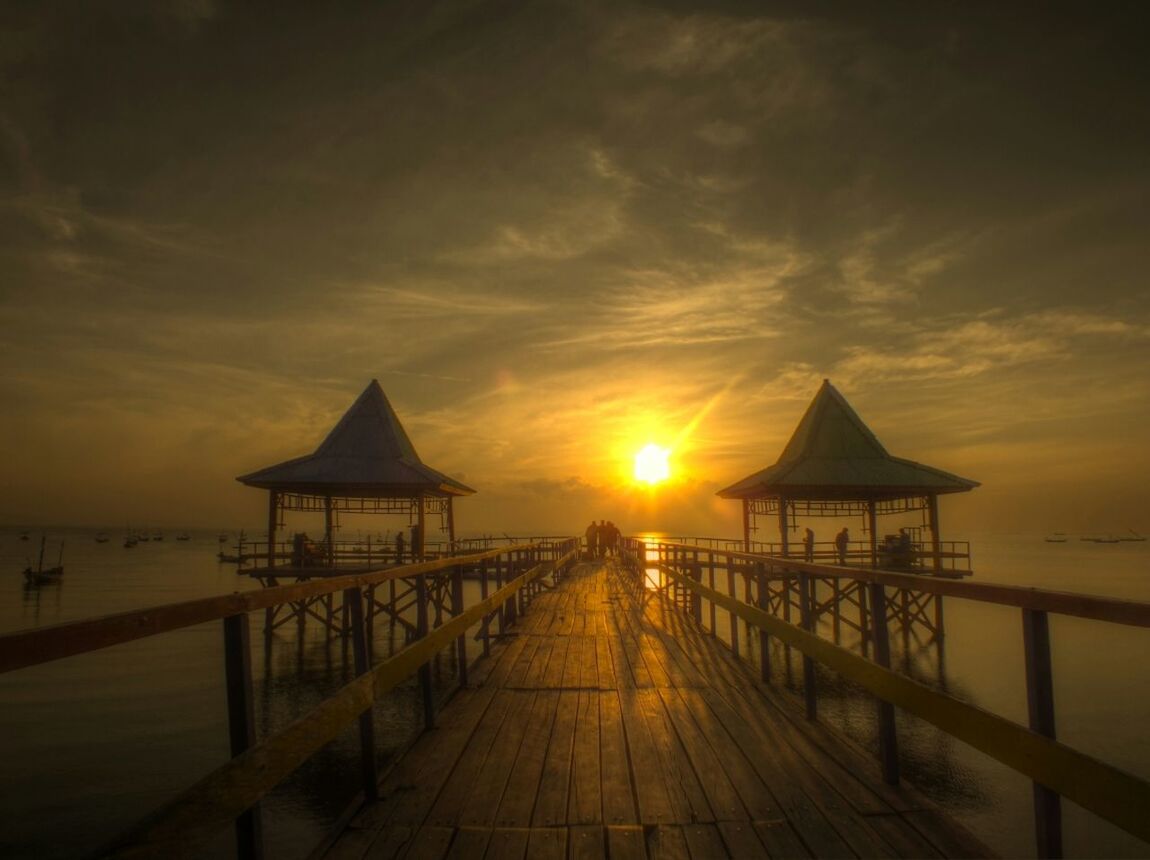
324, 560, 988, 859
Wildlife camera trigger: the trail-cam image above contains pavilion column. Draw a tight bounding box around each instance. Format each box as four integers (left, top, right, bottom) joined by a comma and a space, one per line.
446, 497, 456, 554
867, 500, 878, 569
778, 498, 790, 558
266, 491, 278, 571
742, 500, 751, 553
324, 495, 334, 567
927, 494, 942, 573
416, 493, 426, 560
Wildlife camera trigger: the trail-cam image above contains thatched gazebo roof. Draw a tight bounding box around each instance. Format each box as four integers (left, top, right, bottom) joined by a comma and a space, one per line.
237, 379, 474, 498
718, 379, 978, 502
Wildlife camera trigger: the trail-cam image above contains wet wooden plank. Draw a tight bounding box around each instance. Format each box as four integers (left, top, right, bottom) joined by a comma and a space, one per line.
638, 687, 714, 822
496, 690, 559, 826
568, 825, 605, 860
598, 690, 638, 825
526, 826, 567, 860
607, 825, 647, 860
561, 634, 583, 688
569, 690, 603, 824
617, 686, 677, 823
532, 689, 578, 827
655, 686, 744, 821
459, 691, 538, 827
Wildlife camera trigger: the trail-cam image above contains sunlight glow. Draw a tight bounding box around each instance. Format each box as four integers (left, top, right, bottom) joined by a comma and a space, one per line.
634, 444, 671, 485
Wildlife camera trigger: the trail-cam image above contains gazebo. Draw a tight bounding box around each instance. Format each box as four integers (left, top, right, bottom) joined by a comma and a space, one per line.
237, 379, 475, 571
717, 380, 978, 573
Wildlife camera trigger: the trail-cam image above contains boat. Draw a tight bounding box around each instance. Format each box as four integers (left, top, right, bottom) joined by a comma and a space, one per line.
1120, 530, 1147, 542
153, 531, 164, 541
218, 533, 229, 543
124, 535, 138, 548
23, 536, 64, 585
20, 531, 30, 541
95, 532, 110, 543
1043, 533, 1067, 543
176, 532, 191, 541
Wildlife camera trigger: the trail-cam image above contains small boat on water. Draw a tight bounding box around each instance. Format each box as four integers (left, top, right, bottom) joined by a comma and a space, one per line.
1120, 530, 1147, 543
176, 532, 191, 541
124, 535, 138, 548
218, 533, 229, 543
1044, 532, 1068, 543
24, 536, 64, 585
95, 532, 110, 543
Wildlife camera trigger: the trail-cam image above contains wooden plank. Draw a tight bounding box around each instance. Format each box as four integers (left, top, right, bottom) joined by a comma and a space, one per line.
484, 827, 530, 860
361, 825, 414, 859
444, 827, 489, 859
638, 687, 714, 823
654, 687, 744, 821
901, 809, 996, 859
426, 690, 519, 826
648, 825, 691, 860
532, 690, 578, 827
598, 690, 638, 825
606, 825, 646, 860
403, 826, 454, 860
458, 691, 538, 827
717, 820, 774, 859
321, 827, 374, 860
580, 632, 599, 689
562, 634, 583, 688
569, 690, 603, 824
864, 813, 944, 859
753, 820, 813, 859
525, 827, 567, 860
617, 686, 676, 823
568, 825, 605, 860
610, 605, 654, 688
496, 691, 560, 827
682, 824, 726, 858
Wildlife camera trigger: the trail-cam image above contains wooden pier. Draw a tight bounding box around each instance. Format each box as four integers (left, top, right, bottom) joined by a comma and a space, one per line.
323, 559, 988, 859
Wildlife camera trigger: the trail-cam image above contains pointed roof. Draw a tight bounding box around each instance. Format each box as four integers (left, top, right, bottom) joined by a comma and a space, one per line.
237, 380, 475, 497
717, 380, 978, 500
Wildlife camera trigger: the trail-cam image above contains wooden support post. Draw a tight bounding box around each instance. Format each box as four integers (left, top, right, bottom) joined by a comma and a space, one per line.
727, 567, 739, 658
832, 578, 842, 644
416, 574, 434, 731
691, 561, 702, 625
480, 565, 490, 657
266, 491, 278, 573
782, 577, 793, 685
778, 498, 789, 558
223, 613, 263, 860
858, 581, 870, 657
1024, 608, 1062, 859
416, 493, 426, 561
927, 494, 943, 574
708, 560, 717, 636
935, 594, 946, 641
756, 565, 770, 684
742, 500, 751, 553
446, 497, 456, 555
452, 566, 468, 687
869, 583, 899, 785
324, 495, 335, 568
344, 587, 378, 802
867, 500, 878, 569
798, 573, 817, 721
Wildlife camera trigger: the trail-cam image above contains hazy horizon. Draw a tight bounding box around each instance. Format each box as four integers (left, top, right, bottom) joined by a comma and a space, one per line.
3, 4, 1148, 538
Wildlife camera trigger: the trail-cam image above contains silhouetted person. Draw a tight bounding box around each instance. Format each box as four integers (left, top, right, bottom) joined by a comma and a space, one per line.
585, 521, 598, 560
395, 530, 406, 563
605, 521, 620, 557
803, 527, 815, 563
598, 520, 608, 559
835, 527, 849, 565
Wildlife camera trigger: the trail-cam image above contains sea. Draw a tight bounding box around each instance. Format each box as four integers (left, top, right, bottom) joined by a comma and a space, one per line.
0, 528, 1148, 859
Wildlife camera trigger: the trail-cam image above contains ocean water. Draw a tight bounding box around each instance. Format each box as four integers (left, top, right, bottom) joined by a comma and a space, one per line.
1, 528, 1148, 858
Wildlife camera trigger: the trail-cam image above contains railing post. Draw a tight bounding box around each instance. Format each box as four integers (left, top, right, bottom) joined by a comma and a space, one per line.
480, 563, 491, 657
345, 586, 378, 802
452, 566, 468, 687
727, 565, 739, 658
798, 572, 817, 721
1024, 608, 1062, 859
416, 574, 435, 731
223, 613, 263, 860
869, 582, 899, 785
709, 558, 718, 635
756, 564, 770, 684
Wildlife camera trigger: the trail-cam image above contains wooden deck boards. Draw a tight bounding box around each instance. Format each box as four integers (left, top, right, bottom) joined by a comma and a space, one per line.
326, 561, 992, 859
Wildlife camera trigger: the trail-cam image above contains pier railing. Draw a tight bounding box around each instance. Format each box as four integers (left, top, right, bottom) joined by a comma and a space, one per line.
623, 537, 1150, 858
0, 538, 580, 859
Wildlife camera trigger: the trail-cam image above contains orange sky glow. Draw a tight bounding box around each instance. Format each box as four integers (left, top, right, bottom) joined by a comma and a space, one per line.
2, 5, 1148, 539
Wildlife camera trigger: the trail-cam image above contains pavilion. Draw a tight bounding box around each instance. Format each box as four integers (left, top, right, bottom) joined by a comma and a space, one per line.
717, 380, 978, 572
237, 379, 475, 570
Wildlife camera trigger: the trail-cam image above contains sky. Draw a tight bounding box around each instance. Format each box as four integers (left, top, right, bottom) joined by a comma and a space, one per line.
2, 2, 1148, 537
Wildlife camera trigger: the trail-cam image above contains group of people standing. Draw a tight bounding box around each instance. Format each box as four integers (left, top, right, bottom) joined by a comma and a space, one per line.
800, 526, 852, 565
584, 519, 620, 559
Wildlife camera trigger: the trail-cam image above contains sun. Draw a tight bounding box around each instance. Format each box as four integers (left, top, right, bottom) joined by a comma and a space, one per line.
634, 443, 671, 485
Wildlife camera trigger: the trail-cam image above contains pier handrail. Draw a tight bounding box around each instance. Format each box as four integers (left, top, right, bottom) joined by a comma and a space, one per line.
628, 538, 1150, 856
0, 538, 581, 859
0, 542, 555, 674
